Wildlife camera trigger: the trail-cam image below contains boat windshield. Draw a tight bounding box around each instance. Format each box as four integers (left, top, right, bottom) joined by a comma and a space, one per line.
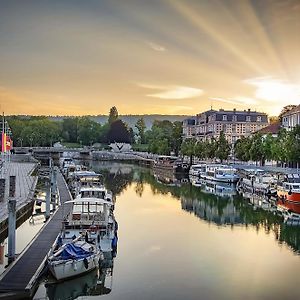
80, 190, 106, 199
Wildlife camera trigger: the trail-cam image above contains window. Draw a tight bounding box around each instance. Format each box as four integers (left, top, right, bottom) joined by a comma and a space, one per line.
257, 116, 261, 122
246, 116, 251, 122
223, 115, 227, 121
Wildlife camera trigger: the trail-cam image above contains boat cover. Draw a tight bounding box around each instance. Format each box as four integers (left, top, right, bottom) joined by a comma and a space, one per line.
57, 243, 93, 260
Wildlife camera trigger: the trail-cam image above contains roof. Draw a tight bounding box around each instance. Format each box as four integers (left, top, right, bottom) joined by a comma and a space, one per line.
282, 105, 300, 117
255, 122, 281, 134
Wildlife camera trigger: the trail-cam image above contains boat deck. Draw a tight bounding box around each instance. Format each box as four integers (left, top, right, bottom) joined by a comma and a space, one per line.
0, 171, 72, 299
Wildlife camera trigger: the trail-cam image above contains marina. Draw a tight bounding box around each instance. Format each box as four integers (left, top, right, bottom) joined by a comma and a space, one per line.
0, 158, 299, 299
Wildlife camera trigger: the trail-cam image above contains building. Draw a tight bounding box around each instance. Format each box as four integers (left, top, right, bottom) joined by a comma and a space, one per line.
281, 105, 300, 130
255, 122, 281, 138
183, 108, 268, 144
182, 118, 196, 139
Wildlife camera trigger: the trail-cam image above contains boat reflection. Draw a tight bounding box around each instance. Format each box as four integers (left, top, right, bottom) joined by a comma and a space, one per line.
190, 176, 237, 198
46, 261, 113, 300
80, 162, 300, 254
153, 168, 189, 187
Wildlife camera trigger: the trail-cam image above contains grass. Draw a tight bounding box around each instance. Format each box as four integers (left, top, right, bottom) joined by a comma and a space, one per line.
132, 144, 149, 152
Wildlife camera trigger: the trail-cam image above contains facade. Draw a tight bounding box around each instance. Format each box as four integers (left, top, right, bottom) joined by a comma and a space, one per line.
183, 108, 268, 144
182, 118, 196, 139
281, 105, 300, 130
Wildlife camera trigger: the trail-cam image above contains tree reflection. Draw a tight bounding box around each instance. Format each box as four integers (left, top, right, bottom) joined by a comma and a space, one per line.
95, 163, 300, 255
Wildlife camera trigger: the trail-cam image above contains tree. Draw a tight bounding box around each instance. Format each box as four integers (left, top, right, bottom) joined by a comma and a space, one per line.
135, 118, 146, 144
108, 106, 119, 124
107, 120, 131, 143
249, 133, 264, 165
278, 105, 297, 121
62, 118, 79, 143
147, 120, 174, 155
234, 136, 251, 161
172, 121, 183, 156
215, 131, 230, 162
194, 140, 205, 160
262, 133, 274, 162
77, 117, 102, 145
204, 138, 217, 160
181, 138, 196, 165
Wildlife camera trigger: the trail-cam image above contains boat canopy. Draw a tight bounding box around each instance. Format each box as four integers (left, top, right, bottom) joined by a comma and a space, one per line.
53, 243, 93, 260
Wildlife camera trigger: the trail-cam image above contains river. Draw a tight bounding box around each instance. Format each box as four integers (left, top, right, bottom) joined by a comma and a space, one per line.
31, 161, 300, 300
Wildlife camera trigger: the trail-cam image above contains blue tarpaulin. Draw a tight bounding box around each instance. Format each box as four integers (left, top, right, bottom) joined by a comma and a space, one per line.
58, 243, 92, 260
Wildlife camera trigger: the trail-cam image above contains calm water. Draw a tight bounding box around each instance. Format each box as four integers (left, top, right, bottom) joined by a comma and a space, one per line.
32, 162, 300, 300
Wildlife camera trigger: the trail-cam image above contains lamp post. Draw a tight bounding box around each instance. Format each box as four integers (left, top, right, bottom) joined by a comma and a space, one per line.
18, 138, 23, 148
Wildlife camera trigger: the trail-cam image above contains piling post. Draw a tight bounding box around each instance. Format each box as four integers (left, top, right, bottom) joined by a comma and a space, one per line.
0, 178, 5, 202
51, 166, 57, 210
45, 180, 50, 220
7, 175, 16, 264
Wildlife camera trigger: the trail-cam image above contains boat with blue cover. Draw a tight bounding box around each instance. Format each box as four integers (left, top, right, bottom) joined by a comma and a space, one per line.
47, 239, 103, 281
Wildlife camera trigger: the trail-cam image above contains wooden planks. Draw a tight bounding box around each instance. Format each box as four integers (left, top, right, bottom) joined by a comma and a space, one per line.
0, 171, 72, 297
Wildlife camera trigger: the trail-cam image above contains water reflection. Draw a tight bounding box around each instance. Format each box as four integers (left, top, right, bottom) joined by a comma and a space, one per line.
89, 161, 300, 255
46, 264, 113, 300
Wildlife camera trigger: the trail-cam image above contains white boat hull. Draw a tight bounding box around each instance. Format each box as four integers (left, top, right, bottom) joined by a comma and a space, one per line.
48, 251, 101, 281
200, 174, 239, 183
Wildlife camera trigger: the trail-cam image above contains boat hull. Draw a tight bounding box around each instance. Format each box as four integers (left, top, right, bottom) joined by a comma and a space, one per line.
48, 252, 101, 281
200, 174, 239, 183
277, 189, 300, 203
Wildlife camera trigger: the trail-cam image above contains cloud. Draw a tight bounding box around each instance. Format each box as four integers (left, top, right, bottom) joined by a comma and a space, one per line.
210, 96, 257, 106
146, 41, 166, 52
137, 83, 203, 99
244, 77, 300, 104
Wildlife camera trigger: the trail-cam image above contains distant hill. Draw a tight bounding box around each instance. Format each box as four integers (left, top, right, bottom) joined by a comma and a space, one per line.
49, 115, 189, 129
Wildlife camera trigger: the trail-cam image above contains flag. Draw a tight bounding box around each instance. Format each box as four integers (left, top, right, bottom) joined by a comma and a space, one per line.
6, 136, 12, 151
1, 132, 6, 152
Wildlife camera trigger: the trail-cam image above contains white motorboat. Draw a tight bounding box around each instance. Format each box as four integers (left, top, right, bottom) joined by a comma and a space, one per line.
189, 164, 206, 177
200, 165, 239, 183
48, 239, 103, 281
237, 169, 277, 196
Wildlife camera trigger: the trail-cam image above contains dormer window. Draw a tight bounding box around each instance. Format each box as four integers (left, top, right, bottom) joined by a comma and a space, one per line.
232, 115, 237, 122
246, 116, 251, 122
223, 115, 227, 121
257, 116, 261, 122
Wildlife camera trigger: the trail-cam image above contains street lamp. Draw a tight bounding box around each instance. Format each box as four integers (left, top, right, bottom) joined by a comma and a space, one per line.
18, 138, 23, 148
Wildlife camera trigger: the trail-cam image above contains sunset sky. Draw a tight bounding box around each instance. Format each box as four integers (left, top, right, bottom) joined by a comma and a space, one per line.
0, 0, 300, 116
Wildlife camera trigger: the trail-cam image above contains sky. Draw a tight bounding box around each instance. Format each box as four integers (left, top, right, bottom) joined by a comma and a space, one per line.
0, 0, 300, 116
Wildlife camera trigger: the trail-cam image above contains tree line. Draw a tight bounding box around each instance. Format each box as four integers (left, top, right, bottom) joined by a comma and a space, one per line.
234, 126, 300, 167
180, 131, 231, 164
7, 106, 182, 152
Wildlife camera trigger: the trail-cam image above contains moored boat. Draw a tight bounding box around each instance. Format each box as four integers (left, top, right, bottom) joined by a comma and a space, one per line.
48, 238, 103, 281
237, 169, 277, 196
189, 163, 206, 177
277, 174, 300, 214
153, 155, 190, 173
200, 164, 239, 183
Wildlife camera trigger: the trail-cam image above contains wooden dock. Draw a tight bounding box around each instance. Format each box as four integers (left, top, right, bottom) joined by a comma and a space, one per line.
0, 171, 72, 299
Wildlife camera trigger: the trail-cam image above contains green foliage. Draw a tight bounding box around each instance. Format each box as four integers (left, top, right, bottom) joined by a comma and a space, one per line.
135, 118, 146, 144
194, 140, 205, 159
107, 119, 132, 143
215, 131, 230, 162
181, 138, 196, 164
108, 106, 119, 124
147, 120, 181, 155
234, 127, 300, 166
8, 117, 61, 147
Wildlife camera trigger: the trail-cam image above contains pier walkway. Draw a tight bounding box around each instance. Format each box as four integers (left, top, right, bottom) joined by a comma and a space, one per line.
0, 161, 37, 222
0, 171, 72, 299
